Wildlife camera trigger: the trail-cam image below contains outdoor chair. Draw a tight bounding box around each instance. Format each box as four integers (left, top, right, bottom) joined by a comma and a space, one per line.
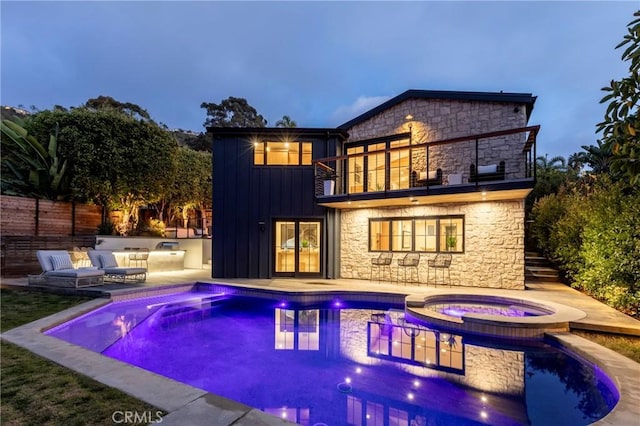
88, 250, 147, 283
469, 161, 505, 182
411, 168, 443, 187
397, 252, 420, 285
128, 249, 149, 269
370, 252, 393, 282
427, 253, 452, 287
33, 250, 104, 288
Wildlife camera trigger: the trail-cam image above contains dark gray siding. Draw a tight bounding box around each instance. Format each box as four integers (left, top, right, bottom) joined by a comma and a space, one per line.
210, 129, 344, 278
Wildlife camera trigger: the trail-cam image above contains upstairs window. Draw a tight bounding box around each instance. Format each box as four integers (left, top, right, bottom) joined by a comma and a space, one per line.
254, 141, 312, 166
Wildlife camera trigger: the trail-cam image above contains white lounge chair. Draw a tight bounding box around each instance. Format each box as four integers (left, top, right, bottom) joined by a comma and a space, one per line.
87, 250, 147, 283
34, 250, 105, 288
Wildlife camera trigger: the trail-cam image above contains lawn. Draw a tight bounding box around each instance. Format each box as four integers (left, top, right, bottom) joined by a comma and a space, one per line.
573, 330, 640, 364
0, 288, 165, 426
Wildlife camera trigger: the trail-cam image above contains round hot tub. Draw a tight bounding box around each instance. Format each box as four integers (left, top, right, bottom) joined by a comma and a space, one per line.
406, 292, 586, 340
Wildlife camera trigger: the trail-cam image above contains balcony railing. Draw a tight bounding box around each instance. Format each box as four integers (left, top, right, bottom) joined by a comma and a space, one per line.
314, 125, 539, 199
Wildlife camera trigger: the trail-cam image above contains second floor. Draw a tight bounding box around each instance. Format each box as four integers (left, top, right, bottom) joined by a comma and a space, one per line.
209, 89, 539, 212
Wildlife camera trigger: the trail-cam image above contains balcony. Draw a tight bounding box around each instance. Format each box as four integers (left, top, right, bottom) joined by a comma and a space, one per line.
314, 125, 539, 209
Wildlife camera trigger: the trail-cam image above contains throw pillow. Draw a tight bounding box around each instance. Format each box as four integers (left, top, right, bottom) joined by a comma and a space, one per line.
50, 254, 74, 271
99, 254, 119, 268
478, 164, 498, 174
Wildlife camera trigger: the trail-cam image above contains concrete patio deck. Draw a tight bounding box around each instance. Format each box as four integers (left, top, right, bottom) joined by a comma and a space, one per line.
1, 269, 639, 425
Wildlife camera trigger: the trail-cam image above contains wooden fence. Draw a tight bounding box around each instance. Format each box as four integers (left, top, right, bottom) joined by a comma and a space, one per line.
1, 195, 102, 236
1, 195, 103, 277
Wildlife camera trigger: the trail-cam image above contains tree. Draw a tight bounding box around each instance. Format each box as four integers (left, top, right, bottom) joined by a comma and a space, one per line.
200, 97, 267, 128
84, 95, 152, 121
167, 147, 212, 229
526, 154, 569, 216
597, 11, 640, 186
567, 152, 585, 174
275, 115, 297, 128
536, 154, 566, 172
26, 108, 178, 234
579, 140, 613, 175
1, 118, 70, 200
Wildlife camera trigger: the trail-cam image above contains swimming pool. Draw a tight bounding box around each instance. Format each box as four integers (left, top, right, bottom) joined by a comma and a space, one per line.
46, 289, 618, 425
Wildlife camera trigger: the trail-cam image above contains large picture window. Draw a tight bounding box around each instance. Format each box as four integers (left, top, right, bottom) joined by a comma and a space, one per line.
254, 141, 312, 166
369, 216, 464, 253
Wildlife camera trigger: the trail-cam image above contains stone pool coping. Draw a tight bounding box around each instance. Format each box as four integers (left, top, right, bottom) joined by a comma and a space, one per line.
2, 283, 639, 425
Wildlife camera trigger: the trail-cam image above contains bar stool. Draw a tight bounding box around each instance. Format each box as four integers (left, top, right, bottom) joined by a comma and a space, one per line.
370, 252, 393, 282
397, 253, 420, 285
128, 249, 149, 269
427, 253, 452, 287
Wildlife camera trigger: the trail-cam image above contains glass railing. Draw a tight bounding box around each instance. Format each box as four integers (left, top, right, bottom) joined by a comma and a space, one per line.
314, 125, 539, 197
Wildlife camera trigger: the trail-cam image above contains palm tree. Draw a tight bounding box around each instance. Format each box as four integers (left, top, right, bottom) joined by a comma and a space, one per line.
275, 115, 297, 128
536, 154, 566, 172
580, 140, 612, 174
567, 152, 586, 174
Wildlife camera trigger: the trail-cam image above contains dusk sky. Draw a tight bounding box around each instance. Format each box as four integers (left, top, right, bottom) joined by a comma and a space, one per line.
1, 1, 637, 159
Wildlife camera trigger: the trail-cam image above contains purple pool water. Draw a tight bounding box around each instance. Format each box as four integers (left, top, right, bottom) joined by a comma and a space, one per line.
431, 302, 547, 318
46, 290, 618, 426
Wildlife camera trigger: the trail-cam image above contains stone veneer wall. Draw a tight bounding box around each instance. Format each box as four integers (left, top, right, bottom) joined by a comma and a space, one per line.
340, 200, 526, 289
347, 99, 529, 183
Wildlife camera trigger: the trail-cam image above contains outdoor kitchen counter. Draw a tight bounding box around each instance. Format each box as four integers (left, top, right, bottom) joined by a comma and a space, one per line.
112, 250, 186, 273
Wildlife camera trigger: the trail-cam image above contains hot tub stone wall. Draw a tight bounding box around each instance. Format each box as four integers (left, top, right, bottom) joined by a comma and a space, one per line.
340, 200, 525, 289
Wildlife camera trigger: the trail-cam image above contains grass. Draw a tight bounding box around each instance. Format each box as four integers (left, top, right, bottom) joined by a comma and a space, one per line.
573, 330, 640, 364
1, 288, 165, 425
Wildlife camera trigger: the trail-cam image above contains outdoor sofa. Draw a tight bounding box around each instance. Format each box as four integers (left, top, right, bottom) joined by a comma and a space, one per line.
34, 250, 105, 288
88, 249, 147, 283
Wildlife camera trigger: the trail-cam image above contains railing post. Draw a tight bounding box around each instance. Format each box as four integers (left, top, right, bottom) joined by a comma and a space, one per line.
426, 144, 430, 194
475, 138, 479, 188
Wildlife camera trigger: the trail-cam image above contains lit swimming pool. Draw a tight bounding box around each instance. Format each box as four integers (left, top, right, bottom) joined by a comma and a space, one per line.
46, 289, 618, 425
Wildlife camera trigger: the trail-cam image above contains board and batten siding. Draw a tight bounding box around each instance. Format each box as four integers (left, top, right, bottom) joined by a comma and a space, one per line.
210, 128, 344, 278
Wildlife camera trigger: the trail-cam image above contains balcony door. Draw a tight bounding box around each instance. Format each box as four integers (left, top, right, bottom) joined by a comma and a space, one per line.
274, 220, 321, 276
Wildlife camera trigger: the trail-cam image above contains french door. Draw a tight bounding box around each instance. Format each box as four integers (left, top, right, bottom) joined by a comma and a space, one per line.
274, 220, 321, 276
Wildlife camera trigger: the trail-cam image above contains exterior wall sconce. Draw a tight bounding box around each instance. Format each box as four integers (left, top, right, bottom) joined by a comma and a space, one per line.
405, 114, 413, 142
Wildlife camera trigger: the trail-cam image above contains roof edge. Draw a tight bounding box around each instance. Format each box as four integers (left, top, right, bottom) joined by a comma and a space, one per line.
338, 89, 537, 130
207, 127, 349, 139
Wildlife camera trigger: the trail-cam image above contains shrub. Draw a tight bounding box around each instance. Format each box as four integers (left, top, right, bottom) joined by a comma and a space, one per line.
573, 183, 640, 316
96, 221, 115, 236
530, 193, 566, 259
530, 179, 640, 317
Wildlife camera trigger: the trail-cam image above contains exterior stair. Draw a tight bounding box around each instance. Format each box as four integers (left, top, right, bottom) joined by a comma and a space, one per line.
525, 251, 562, 282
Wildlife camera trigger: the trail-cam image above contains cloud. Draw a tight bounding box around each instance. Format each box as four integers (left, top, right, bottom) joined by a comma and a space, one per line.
329, 95, 392, 127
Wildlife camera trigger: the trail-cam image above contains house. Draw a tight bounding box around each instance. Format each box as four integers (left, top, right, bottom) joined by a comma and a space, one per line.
209, 89, 538, 289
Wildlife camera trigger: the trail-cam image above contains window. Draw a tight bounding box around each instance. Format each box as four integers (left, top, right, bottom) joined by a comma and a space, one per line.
254, 141, 312, 165
391, 219, 412, 251
369, 216, 464, 253
370, 220, 390, 251
344, 133, 412, 194
347, 146, 364, 193
368, 143, 386, 192
389, 138, 411, 190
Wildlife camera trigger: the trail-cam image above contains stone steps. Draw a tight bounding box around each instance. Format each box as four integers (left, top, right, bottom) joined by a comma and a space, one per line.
525, 252, 561, 282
